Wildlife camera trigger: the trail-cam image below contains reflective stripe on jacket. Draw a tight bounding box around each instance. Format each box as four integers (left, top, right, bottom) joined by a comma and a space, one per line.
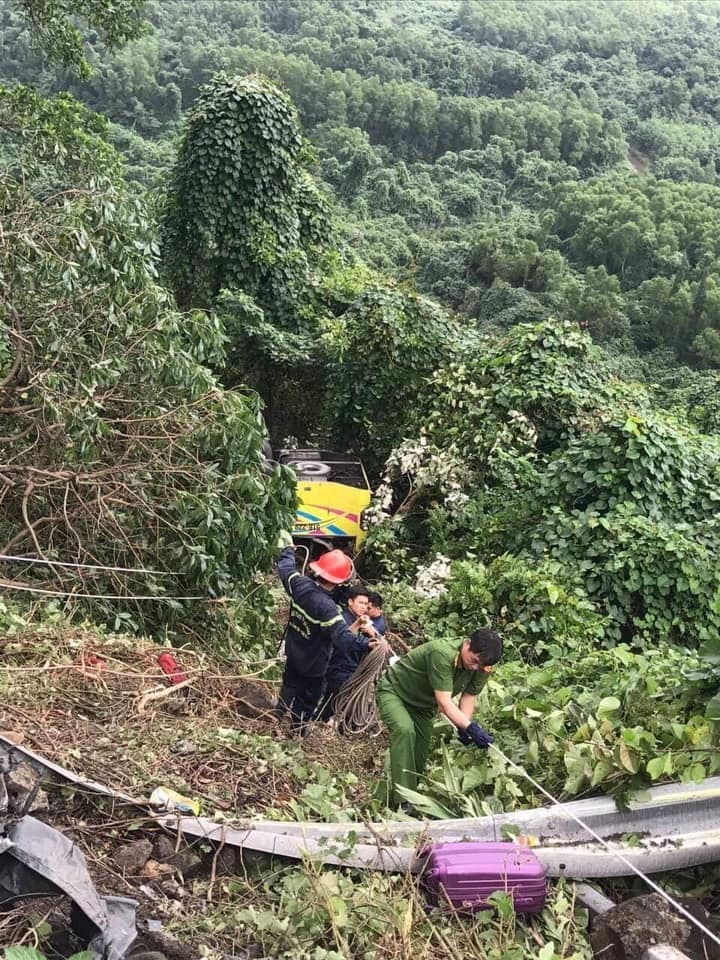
277, 547, 369, 677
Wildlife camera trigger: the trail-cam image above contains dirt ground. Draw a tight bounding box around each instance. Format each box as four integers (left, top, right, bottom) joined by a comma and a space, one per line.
0, 627, 385, 958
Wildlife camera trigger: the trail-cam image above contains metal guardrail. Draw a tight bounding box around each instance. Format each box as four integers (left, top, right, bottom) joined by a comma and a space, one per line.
2, 735, 713, 957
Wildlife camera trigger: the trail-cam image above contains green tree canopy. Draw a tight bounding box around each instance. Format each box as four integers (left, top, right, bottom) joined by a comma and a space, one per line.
0, 83, 295, 636
326, 284, 461, 473
16, 0, 146, 76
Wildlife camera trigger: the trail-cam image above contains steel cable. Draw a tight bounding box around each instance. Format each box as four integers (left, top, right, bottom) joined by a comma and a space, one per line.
0, 553, 178, 575
491, 743, 720, 948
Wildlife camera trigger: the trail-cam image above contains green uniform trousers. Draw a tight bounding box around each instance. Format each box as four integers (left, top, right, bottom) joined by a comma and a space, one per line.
376, 677, 434, 804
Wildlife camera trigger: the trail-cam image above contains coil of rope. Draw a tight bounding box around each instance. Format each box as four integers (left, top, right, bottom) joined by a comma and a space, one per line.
332, 642, 391, 736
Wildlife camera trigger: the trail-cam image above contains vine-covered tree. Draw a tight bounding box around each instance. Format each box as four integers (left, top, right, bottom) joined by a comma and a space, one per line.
160, 72, 331, 322
160, 72, 341, 440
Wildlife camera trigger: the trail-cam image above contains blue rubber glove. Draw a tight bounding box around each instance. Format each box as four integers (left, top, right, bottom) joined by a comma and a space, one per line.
462, 721, 494, 750
457, 726, 473, 745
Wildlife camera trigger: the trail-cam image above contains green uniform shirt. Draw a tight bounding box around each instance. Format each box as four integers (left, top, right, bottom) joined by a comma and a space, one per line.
384, 637, 488, 714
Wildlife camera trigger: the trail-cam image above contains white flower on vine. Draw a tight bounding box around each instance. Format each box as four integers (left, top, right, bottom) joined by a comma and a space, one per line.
414, 554, 452, 598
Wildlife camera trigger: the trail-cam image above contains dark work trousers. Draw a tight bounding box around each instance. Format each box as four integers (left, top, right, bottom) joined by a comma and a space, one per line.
277, 660, 325, 735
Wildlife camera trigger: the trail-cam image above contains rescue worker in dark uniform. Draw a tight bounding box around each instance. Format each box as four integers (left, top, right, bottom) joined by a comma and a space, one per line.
367, 590, 386, 635
277, 546, 380, 735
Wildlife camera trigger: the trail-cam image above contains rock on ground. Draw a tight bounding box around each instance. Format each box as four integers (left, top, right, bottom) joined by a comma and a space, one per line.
5, 762, 49, 814
153, 835, 204, 878
114, 838, 153, 875
591, 893, 720, 960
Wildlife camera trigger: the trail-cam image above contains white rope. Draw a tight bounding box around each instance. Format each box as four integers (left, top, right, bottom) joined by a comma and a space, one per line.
0, 580, 215, 602
489, 743, 720, 947
0, 553, 178, 576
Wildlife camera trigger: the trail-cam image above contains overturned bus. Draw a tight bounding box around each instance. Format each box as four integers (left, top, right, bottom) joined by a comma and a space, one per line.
274, 448, 372, 557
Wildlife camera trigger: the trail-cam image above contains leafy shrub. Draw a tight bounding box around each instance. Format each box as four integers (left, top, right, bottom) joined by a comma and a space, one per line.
326, 284, 460, 473
412, 642, 718, 817
530, 411, 720, 643
433, 556, 606, 656
536, 411, 720, 522
422, 320, 615, 473
531, 508, 720, 645
366, 320, 612, 571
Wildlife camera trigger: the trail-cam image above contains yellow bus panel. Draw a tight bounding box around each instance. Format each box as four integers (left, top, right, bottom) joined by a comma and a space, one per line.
293, 481, 371, 550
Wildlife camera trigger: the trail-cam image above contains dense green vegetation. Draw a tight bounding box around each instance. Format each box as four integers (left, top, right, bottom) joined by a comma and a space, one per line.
365, 317, 720, 812
1, 0, 719, 797
0, 71, 296, 641
3, 2, 720, 955
7, 0, 720, 364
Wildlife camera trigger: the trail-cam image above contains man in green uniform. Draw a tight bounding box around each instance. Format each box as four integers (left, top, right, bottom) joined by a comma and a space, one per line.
376, 628, 503, 806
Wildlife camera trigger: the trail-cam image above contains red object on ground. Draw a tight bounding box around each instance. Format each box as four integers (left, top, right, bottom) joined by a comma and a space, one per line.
157, 652, 188, 685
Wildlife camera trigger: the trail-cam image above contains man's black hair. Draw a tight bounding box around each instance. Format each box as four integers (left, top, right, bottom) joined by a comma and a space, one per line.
367, 590, 383, 608
468, 628, 503, 665
347, 583, 370, 601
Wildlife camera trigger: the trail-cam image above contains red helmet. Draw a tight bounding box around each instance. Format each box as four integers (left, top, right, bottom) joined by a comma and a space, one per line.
309, 549, 354, 584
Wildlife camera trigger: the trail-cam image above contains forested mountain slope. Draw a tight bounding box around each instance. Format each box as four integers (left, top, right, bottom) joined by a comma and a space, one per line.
5, 0, 720, 364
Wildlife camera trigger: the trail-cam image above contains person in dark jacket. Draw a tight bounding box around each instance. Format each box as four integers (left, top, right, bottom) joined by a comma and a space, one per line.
320, 584, 375, 720
367, 590, 386, 635
276, 546, 380, 735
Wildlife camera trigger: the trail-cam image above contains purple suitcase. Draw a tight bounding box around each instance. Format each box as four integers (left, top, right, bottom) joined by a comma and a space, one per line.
423, 841, 547, 914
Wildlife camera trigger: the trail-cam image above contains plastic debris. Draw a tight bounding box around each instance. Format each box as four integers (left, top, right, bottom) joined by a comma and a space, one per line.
157, 652, 188, 685
149, 787, 200, 816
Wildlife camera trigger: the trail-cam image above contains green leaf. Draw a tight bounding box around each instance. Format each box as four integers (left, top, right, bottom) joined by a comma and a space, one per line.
646, 757, 667, 780
688, 762, 706, 782
706, 692, 720, 719
394, 786, 455, 819
647, 753, 674, 780
597, 696, 621, 718
700, 638, 720, 665
487, 889, 515, 919
5, 950, 46, 960
329, 896, 348, 927
590, 759, 614, 786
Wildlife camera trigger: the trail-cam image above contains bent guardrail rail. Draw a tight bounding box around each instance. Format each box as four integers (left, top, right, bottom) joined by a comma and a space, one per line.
4, 733, 720, 880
